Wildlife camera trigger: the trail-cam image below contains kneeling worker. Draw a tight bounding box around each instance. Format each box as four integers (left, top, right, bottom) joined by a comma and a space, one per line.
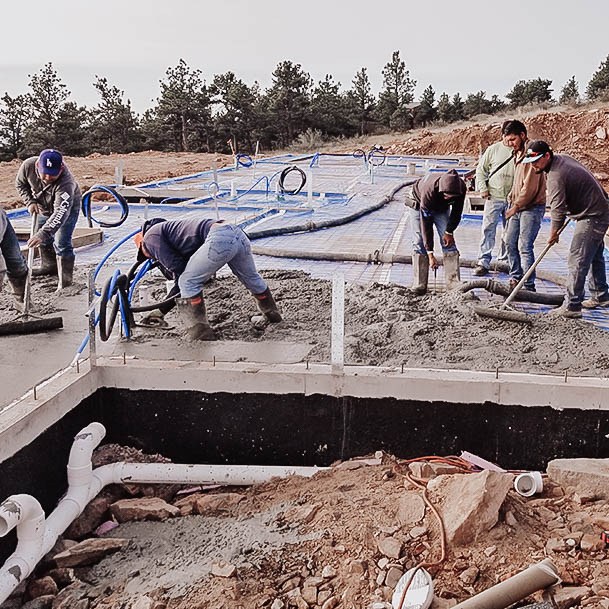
134, 217, 282, 340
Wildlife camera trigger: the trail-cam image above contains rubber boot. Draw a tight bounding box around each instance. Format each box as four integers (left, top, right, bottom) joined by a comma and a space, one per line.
254, 287, 283, 322
411, 253, 429, 295
32, 244, 58, 277
57, 255, 75, 290
175, 292, 216, 340
8, 273, 27, 312
444, 251, 462, 290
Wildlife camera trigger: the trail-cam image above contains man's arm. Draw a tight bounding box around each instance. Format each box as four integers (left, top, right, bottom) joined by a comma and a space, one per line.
15, 163, 37, 209
32, 184, 75, 246
474, 147, 491, 194
547, 174, 567, 243
446, 195, 464, 236
508, 165, 544, 213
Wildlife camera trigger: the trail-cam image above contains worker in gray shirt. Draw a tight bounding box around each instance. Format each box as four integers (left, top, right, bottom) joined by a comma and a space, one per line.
523, 140, 609, 317
15, 149, 81, 289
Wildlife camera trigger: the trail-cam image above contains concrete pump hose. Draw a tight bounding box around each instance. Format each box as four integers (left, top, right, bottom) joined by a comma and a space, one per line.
452, 558, 560, 609
459, 279, 564, 305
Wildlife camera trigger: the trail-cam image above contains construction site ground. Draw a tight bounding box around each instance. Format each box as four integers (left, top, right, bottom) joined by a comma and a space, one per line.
1, 105, 609, 608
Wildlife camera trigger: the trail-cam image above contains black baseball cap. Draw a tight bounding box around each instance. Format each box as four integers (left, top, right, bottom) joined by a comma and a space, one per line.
522, 140, 552, 164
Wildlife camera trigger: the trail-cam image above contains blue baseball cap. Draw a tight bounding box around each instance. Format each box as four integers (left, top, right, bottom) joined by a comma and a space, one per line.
37, 149, 63, 176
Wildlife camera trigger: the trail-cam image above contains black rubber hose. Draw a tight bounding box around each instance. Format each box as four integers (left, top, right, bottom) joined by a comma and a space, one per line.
98, 273, 131, 341
278, 165, 307, 195
460, 279, 564, 304
82, 185, 130, 228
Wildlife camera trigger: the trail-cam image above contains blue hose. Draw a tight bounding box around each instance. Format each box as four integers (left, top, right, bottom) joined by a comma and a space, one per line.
82, 185, 129, 228
236, 154, 253, 168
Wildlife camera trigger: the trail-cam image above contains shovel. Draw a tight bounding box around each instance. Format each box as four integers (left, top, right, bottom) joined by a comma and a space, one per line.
473, 221, 568, 323
0, 214, 63, 336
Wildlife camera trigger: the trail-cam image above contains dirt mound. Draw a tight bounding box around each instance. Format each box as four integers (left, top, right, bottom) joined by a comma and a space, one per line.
383, 106, 609, 187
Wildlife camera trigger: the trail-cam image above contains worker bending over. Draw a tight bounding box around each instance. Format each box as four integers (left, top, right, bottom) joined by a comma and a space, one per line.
134, 217, 282, 340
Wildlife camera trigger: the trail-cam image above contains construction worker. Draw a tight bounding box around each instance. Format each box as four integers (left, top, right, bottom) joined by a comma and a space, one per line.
472, 121, 517, 276
405, 169, 467, 294
504, 122, 546, 292
15, 149, 81, 289
523, 140, 609, 318
0, 210, 28, 310
134, 217, 282, 340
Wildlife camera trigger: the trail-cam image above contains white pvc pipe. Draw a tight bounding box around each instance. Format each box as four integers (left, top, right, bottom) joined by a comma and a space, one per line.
0, 422, 326, 604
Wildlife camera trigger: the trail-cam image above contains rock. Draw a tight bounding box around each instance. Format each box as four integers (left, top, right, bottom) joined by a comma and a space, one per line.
110, 497, 180, 522
545, 538, 567, 553
303, 576, 324, 588
271, 600, 284, 609
53, 537, 128, 567
483, 545, 497, 557
51, 582, 89, 609
385, 566, 403, 589
211, 560, 236, 578
431, 471, 513, 545
65, 496, 113, 539
193, 493, 244, 514
547, 459, 609, 500
301, 586, 317, 605
130, 597, 155, 609
378, 557, 389, 570
459, 566, 479, 585
504, 510, 518, 527
21, 596, 54, 609
348, 559, 367, 574
596, 127, 607, 139
321, 596, 339, 609
396, 492, 426, 526
321, 565, 337, 579
409, 462, 463, 478
377, 536, 402, 559
45, 568, 76, 588
284, 504, 321, 525
26, 576, 58, 599
410, 526, 427, 539
580, 533, 605, 552
280, 576, 301, 592
545, 585, 591, 609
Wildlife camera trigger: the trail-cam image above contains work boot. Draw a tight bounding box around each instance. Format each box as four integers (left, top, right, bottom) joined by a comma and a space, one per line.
473, 264, 489, 277
175, 292, 216, 340
582, 296, 609, 309
57, 255, 75, 290
443, 251, 462, 290
32, 244, 58, 277
254, 287, 282, 323
8, 273, 27, 312
547, 304, 582, 319
411, 253, 429, 295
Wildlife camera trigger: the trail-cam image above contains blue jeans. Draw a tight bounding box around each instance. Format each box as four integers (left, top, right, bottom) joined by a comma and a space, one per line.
178, 223, 268, 298
0, 210, 27, 278
477, 198, 508, 268
505, 205, 545, 289
37, 203, 80, 257
409, 207, 458, 254
567, 216, 609, 310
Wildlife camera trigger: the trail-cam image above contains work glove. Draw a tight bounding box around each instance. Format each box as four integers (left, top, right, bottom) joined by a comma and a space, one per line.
139, 309, 168, 328
27, 203, 40, 215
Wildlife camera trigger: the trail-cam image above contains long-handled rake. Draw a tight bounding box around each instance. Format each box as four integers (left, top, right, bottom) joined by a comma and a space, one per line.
473, 221, 568, 323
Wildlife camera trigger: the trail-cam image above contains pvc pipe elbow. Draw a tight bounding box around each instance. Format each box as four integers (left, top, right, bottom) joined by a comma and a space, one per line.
67, 422, 106, 470
0, 495, 44, 538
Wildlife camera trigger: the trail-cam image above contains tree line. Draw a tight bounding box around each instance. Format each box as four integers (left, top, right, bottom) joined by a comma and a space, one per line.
2, 51, 609, 160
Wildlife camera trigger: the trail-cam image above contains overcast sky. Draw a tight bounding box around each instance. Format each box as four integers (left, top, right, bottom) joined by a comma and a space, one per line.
1, 0, 607, 114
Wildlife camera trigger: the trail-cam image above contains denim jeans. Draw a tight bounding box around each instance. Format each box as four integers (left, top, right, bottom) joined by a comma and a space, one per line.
409, 207, 458, 254
567, 216, 609, 309
178, 223, 268, 298
0, 210, 27, 278
505, 205, 545, 289
477, 198, 508, 268
37, 203, 80, 257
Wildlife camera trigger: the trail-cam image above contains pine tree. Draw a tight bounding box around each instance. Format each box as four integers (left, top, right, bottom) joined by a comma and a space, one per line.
586, 56, 609, 99
559, 76, 579, 105
0, 93, 31, 160
348, 68, 375, 136
415, 85, 437, 127
436, 92, 452, 123
376, 51, 416, 127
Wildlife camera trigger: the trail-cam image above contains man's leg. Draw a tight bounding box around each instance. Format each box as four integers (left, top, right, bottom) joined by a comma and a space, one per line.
476, 199, 505, 271
567, 218, 607, 310
505, 212, 522, 285
434, 210, 461, 288
518, 206, 544, 291
0, 211, 28, 279
178, 224, 237, 297
409, 207, 429, 294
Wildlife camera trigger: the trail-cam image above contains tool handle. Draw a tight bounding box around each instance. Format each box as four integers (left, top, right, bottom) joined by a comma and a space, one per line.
22, 213, 38, 316
502, 220, 569, 309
